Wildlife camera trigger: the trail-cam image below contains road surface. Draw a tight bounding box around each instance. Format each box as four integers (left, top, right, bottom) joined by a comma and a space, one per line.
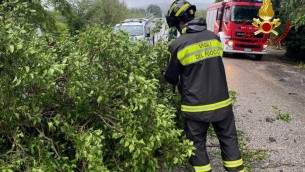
220, 49, 305, 171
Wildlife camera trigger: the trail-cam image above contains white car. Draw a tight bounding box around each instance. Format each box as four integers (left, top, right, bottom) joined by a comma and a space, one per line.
114, 18, 154, 44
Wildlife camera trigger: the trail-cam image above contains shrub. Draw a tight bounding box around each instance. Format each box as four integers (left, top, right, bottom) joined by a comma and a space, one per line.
279, 1, 305, 61
0, 2, 194, 171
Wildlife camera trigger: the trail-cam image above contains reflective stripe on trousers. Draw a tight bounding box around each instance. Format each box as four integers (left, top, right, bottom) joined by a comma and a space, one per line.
181, 98, 232, 112
223, 158, 244, 172
194, 164, 211, 172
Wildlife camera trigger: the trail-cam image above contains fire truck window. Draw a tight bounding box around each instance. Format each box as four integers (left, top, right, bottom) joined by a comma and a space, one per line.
216, 8, 222, 20
231, 5, 260, 23
224, 7, 230, 24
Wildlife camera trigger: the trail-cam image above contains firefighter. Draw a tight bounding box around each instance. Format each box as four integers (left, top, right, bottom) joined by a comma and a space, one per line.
164, 1, 244, 172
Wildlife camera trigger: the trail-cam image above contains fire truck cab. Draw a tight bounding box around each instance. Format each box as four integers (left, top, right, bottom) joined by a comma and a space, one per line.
207, 0, 269, 60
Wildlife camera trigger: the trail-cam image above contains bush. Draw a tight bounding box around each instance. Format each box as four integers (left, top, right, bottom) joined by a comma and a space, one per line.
279, 1, 305, 61
283, 26, 305, 61
0, 2, 194, 171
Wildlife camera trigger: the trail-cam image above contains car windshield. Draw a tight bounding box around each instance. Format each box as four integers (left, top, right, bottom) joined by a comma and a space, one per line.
231, 5, 260, 23
114, 25, 143, 36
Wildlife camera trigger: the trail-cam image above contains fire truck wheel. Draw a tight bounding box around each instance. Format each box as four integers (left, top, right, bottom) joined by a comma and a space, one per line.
254, 54, 263, 60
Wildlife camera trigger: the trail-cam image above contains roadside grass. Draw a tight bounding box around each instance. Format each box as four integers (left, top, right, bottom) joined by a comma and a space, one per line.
295, 62, 305, 69
272, 105, 291, 122
276, 113, 291, 122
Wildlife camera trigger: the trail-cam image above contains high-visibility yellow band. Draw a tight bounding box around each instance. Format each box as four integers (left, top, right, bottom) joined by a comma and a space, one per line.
223, 159, 243, 168
239, 170, 245, 172
175, 3, 190, 16
168, 3, 177, 15
177, 40, 223, 66
181, 98, 232, 112
180, 47, 223, 65
194, 164, 212, 172
181, 27, 187, 34
178, 39, 223, 60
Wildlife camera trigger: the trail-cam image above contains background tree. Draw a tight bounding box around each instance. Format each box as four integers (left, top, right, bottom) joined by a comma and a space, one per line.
278, 0, 305, 61
88, 0, 127, 25
126, 8, 146, 18
146, 4, 162, 17
0, 0, 59, 33
196, 9, 207, 19
215, 0, 223, 2
48, 0, 127, 34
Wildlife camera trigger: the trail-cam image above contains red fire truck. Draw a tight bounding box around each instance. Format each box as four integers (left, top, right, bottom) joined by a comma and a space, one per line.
207, 0, 269, 60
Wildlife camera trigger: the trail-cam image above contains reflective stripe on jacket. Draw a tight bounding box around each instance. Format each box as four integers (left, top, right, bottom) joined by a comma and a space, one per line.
164, 18, 231, 122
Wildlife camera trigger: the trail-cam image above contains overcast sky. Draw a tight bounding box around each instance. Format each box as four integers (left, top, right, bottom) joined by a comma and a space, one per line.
122, 0, 215, 8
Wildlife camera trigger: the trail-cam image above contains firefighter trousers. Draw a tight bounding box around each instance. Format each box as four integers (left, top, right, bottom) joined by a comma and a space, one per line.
185, 112, 244, 172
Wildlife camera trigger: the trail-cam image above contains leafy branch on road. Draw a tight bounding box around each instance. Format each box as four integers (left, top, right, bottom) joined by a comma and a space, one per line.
0, 2, 195, 170
238, 130, 269, 171
229, 90, 238, 105
272, 106, 291, 122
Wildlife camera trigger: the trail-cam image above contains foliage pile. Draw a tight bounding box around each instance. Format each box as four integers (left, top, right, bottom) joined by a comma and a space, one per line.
0, 1, 194, 171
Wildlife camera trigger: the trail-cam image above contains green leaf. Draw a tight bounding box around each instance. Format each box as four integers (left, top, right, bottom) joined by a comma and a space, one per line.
9, 45, 14, 53
187, 149, 193, 156
25, 66, 30, 73
14, 79, 21, 87
48, 122, 53, 130
139, 139, 145, 145
97, 96, 103, 103
14, 113, 20, 119
38, 132, 45, 138
112, 133, 119, 139
124, 141, 129, 147
129, 144, 135, 152
49, 68, 55, 75
17, 43, 23, 50
173, 157, 178, 164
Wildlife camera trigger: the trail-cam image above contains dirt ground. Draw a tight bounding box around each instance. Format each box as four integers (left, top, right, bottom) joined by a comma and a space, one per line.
221, 47, 305, 172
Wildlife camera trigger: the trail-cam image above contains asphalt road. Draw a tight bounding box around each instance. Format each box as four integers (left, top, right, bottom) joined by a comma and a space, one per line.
222, 49, 305, 171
